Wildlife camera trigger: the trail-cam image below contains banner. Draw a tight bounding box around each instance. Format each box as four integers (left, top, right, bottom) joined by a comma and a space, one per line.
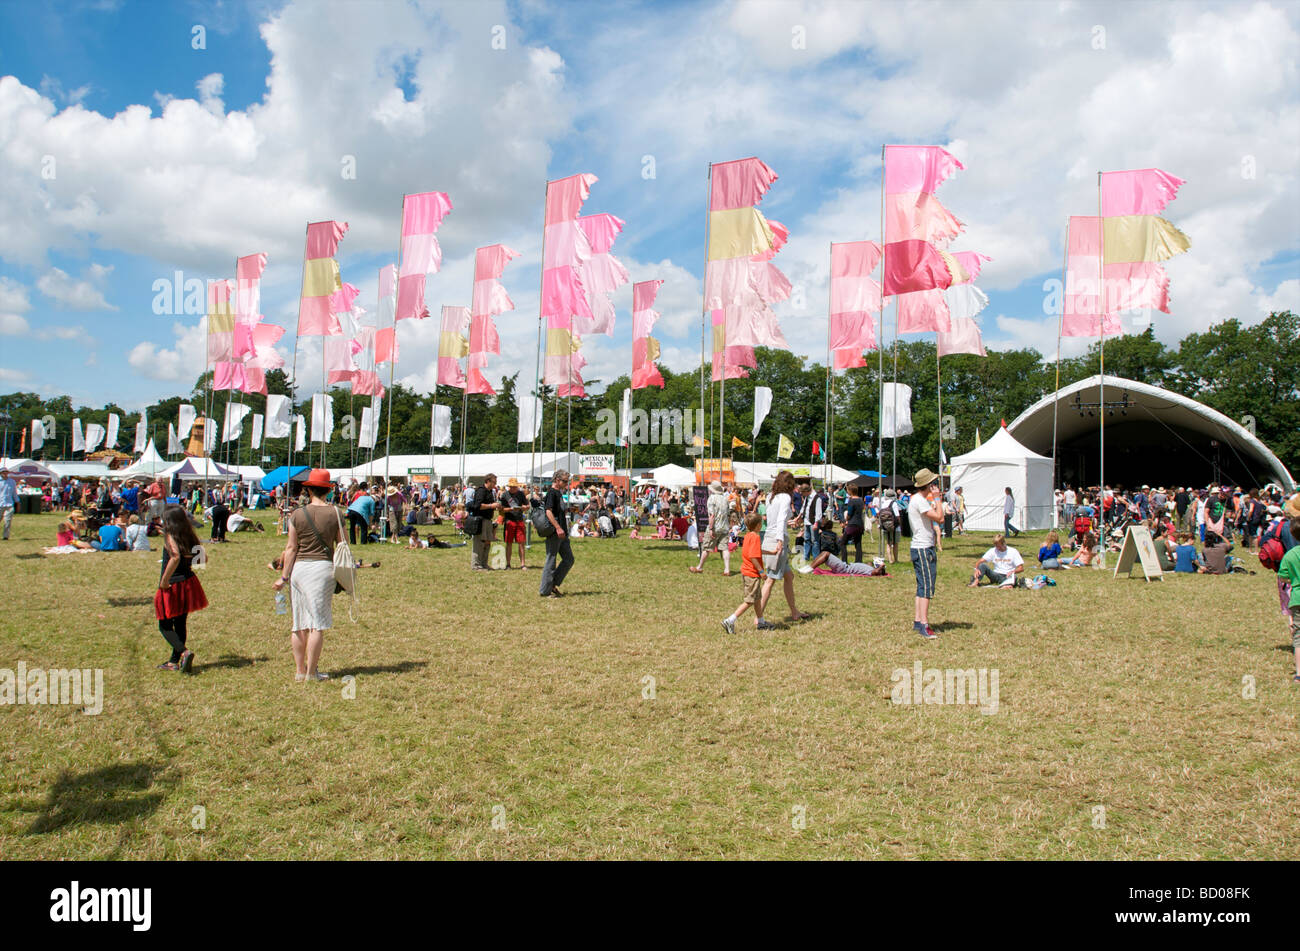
133, 412, 147, 453
167, 423, 181, 455
516, 392, 541, 443
72, 419, 84, 452
30, 419, 44, 452
431, 404, 452, 449
579, 454, 615, 476
177, 404, 196, 439
752, 386, 773, 438
264, 394, 291, 439
777, 433, 793, 459
881, 382, 914, 438
250, 414, 264, 450
105, 413, 120, 448
310, 393, 333, 443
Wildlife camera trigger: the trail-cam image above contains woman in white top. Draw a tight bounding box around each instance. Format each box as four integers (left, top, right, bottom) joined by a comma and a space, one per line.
758, 470, 811, 625
125, 514, 151, 551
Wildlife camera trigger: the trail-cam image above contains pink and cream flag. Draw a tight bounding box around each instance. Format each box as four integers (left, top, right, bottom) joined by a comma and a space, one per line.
467, 244, 519, 396
704, 157, 792, 355
829, 240, 883, 369
396, 192, 453, 322
299, 221, 351, 335
711, 307, 757, 381
542, 173, 599, 398
437, 305, 471, 389
573, 214, 628, 336
631, 279, 665, 389
936, 316, 987, 357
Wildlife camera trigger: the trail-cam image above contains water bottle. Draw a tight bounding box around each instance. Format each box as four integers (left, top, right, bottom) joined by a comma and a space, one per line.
274, 589, 288, 615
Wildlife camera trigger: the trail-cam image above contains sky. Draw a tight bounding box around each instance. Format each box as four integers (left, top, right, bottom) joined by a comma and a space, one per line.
1, 0, 1297, 411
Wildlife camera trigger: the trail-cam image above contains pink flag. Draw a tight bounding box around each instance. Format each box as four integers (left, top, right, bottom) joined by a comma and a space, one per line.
1100, 169, 1185, 217
395, 192, 452, 321
240, 367, 268, 395
374, 327, 398, 365
710, 157, 778, 210
437, 305, 470, 389
235, 252, 267, 320
351, 370, 385, 398
545, 173, 599, 225
937, 316, 986, 357
574, 214, 628, 335
830, 241, 883, 357
212, 361, 245, 392
1067, 215, 1174, 319
299, 221, 349, 336
896, 289, 952, 334
883, 145, 964, 197
631, 278, 665, 390
833, 348, 868, 370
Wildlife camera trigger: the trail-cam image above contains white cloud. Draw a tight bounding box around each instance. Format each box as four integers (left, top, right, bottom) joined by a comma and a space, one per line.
0, 367, 31, 383
36, 265, 116, 310
0, 313, 31, 335
127, 321, 206, 381
196, 73, 224, 116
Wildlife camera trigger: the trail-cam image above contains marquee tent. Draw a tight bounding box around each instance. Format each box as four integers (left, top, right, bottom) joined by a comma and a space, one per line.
0, 458, 58, 481
344, 452, 582, 484
636, 463, 697, 489
731, 462, 860, 485
948, 426, 1054, 532
46, 460, 113, 480
117, 440, 168, 479
158, 457, 239, 481
260, 465, 311, 491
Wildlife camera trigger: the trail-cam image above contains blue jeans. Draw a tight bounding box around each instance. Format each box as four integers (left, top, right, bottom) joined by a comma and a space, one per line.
803, 524, 821, 560
1004, 515, 1019, 536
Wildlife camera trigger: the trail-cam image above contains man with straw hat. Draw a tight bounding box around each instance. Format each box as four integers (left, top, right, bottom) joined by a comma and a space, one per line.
908, 468, 946, 641
690, 480, 733, 576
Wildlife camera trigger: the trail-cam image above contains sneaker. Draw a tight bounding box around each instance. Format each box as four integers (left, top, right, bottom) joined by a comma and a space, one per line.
756, 619, 776, 630
721, 617, 736, 635
917, 625, 939, 640
156, 661, 180, 671
178, 650, 195, 674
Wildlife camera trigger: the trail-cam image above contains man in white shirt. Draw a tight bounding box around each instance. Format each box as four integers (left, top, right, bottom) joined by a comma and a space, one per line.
908, 469, 945, 640
968, 535, 1025, 587
1063, 487, 1077, 527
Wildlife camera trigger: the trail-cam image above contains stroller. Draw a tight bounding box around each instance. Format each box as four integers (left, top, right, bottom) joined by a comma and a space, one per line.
597, 513, 616, 538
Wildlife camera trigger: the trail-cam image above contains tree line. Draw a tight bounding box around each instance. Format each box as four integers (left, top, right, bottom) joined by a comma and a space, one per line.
2, 311, 1295, 479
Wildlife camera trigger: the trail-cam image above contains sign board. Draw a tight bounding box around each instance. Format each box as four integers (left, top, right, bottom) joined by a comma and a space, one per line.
694, 458, 734, 483
579, 454, 615, 476
692, 484, 710, 537
1113, 525, 1163, 581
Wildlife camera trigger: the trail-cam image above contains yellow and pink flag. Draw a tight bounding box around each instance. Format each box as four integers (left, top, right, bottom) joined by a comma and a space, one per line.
542, 173, 599, 398
631, 279, 665, 390
437, 305, 471, 389
299, 220, 353, 336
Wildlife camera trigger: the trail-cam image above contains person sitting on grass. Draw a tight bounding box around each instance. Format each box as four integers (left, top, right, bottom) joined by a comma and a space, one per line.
1201, 530, 1231, 574
125, 513, 151, 551
1038, 530, 1063, 569
226, 506, 266, 533
968, 534, 1025, 587
721, 513, 773, 633
55, 520, 94, 550
1172, 532, 1202, 573
92, 514, 127, 551
1062, 532, 1098, 567
806, 550, 887, 576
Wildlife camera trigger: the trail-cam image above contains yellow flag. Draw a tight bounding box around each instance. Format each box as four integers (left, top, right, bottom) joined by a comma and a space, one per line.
691, 434, 711, 447
777, 434, 794, 459
731, 436, 750, 449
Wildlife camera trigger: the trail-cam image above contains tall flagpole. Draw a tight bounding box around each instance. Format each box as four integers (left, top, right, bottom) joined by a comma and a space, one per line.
1051, 219, 1069, 505
935, 345, 944, 493
287, 225, 308, 473
877, 146, 887, 557
462, 259, 477, 488
531, 181, 549, 489
824, 242, 833, 482
383, 195, 406, 506
700, 162, 713, 483
1096, 171, 1107, 568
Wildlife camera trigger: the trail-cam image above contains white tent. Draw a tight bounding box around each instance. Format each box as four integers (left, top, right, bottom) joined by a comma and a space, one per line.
731, 461, 860, 485
46, 460, 113, 481
948, 426, 1054, 532
344, 452, 582, 484
0, 458, 58, 481
639, 463, 696, 489
118, 440, 168, 479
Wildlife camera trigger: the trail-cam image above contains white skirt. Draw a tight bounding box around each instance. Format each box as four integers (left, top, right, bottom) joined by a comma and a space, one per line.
290, 559, 335, 631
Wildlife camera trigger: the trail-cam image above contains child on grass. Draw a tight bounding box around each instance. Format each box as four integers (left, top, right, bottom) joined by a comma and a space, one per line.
721, 514, 774, 633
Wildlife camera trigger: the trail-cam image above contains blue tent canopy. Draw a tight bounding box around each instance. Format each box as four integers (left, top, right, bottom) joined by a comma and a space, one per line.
260, 465, 311, 491
858, 470, 885, 478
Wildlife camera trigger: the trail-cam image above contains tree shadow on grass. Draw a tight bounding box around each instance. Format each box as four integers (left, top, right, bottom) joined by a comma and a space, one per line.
22, 762, 168, 835
330, 660, 429, 678
194, 654, 270, 673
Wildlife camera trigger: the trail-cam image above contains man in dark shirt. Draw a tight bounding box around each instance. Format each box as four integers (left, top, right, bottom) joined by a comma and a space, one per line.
468, 473, 501, 569
539, 469, 575, 598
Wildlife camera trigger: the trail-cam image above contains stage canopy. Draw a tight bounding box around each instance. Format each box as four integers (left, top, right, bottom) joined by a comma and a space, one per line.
1009, 376, 1295, 491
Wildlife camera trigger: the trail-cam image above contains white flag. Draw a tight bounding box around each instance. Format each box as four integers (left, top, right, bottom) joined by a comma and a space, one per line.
203, 418, 217, 454
431, 404, 452, 448
752, 386, 773, 439
177, 404, 196, 439
359, 407, 378, 450
516, 392, 540, 443
84, 423, 105, 453
222, 403, 251, 442
43, 416, 56, 439
294, 415, 306, 452
264, 394, 291, 439
133, 410, 148, 453
310, 393, 333, 443
619, 388, 632, 446
250, 414, 264, 450
30, 419, 44, 451
880, 382, 913, 438
167, 423, 182, 455
105, 413, 120, 448
72, 418, 85, 452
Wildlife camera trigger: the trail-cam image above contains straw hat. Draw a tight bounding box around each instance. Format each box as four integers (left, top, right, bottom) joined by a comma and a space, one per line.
302, 468, 333, 489
709, 480, 724, 494
912, 468, 939, 488
507, 478, 520, 488
1284, 493, 1300, 519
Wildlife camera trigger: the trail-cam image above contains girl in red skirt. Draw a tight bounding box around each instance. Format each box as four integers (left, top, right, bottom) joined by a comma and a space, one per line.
154, 504, 208, 673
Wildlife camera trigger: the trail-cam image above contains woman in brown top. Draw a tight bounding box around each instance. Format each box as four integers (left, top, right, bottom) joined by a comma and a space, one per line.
273, 469, 344, 682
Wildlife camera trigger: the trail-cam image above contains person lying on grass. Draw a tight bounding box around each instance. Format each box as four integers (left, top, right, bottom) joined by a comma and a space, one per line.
806, 550, 887, 576
968, 534, 1025, 587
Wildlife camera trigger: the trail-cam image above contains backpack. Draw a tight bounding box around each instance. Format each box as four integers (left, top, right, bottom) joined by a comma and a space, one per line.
1258, 520, 1286, 572
878, 505, 896, 532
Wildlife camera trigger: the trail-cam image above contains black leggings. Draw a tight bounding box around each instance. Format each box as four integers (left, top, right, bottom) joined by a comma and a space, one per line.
840, 526, 863, 563
348, 511, 370, 544
159, 614, 188, 663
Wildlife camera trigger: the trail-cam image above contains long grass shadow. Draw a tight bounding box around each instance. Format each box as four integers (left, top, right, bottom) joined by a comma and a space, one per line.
330, 660, 430, 677
1273, 644, 1296, 654
107, 596, 154, 607
933, 621, 975, 631
194, 654, 271, 673
23, 762, 168, 835
15, 552, 44, 561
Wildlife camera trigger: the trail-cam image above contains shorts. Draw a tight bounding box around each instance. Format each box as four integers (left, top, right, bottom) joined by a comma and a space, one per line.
762, 547, 790, 580
704, 529, 728, 552
504, 520, 526, 545
911, 546, 937, 599
742, 575, 761, 604
1280, 577, 1293, 617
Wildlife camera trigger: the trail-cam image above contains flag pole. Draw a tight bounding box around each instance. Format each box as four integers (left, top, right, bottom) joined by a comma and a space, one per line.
700, 162, 714, 484
877, 146, 887, 557
935, 343, 944, 496
1051, 219, 1068, 508
824, 241, 833, 482
1096, 171, 1107, 568
384, 196, 408, 535
531, 181, 549, 492
288, 225, 308, 474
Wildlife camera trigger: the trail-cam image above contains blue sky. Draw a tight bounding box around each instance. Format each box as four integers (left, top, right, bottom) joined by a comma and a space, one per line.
1, 0, 1297, 411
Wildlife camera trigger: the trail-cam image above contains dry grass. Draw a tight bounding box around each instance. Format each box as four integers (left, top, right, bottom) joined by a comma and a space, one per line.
1, 511, 1296, 859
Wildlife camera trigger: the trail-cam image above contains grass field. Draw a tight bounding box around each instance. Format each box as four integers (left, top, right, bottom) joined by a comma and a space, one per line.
1, 509, 1296, 860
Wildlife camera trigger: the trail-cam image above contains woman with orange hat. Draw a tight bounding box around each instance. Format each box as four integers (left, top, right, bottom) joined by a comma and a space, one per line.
273, 469, 344, 682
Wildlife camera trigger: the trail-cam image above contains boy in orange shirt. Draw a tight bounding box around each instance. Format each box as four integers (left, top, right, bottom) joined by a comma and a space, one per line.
722, 513, 775, 633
